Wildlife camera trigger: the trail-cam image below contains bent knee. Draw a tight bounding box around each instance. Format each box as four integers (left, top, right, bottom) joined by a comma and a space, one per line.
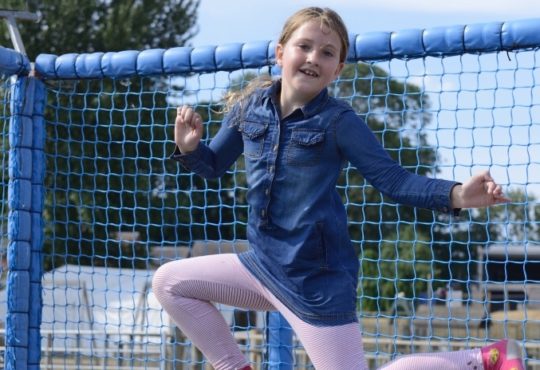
152, 261, 179, 300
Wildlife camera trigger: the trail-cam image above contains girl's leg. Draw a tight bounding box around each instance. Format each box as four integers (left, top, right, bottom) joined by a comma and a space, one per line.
378, 349, 481, 370
277, 311, 523, 370
236, 266, 524, 370
280, 316, 369, 370
154, 254, 524, 370
379, 339, 524, 370
152, 254, 275, 370
154, 253, 369, 369
236, 265, 369, 369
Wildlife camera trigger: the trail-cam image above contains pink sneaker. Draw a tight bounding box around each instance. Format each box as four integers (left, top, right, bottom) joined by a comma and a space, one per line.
481, 339, 524, 370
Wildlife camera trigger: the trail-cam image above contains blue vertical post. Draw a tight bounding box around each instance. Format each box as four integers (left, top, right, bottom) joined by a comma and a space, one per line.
267, 312, 293, 369
6, 74, 46, 370
29, 75, 46, 370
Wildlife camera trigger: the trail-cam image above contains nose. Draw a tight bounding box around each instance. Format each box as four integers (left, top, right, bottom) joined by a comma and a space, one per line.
306, 50, 319, 65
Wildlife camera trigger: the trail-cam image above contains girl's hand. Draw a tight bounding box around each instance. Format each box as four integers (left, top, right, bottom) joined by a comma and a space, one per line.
450, 170, 511, 209
175, 105, 204, 154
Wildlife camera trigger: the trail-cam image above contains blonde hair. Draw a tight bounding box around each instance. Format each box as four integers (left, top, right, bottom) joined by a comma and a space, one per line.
279, 7, 349, 64
222, 7, 349, 113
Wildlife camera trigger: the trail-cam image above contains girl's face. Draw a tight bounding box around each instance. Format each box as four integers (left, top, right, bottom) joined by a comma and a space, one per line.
276, 20, 344, 110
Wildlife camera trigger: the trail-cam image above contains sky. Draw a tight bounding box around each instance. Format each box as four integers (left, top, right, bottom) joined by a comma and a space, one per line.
188, 1, 540, 197
192, 0, 540, 47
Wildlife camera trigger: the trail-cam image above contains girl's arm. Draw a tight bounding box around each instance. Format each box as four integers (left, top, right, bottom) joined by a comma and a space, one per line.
336, 110, 509, 212
172, 105, 244, 178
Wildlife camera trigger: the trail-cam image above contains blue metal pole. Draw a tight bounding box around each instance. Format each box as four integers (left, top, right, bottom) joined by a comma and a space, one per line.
267, 312, 293, 370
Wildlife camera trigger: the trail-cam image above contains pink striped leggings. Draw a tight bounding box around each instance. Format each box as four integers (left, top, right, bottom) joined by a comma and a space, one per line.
152, 254, 484, 370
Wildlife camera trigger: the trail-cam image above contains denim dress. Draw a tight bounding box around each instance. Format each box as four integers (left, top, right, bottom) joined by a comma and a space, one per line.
173, 80, 458, 326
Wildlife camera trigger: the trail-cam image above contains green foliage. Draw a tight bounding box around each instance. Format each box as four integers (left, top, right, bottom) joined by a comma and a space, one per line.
359, 227, 437, 311
0, 0, 199, 59
42, 78, 171, 269
40, 74, 250, 271
331, 64, 538, 311
0, 0, 200, 270
331, 64, 444, 311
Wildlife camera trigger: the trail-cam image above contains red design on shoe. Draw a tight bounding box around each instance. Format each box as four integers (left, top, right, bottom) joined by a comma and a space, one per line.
481, 339, 524, 370
238, 366, 252, 370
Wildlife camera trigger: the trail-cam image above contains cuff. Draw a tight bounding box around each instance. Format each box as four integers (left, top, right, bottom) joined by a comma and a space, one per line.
170, 145, 201, 170
449, 182, 463, 216
170, 146, 183, 161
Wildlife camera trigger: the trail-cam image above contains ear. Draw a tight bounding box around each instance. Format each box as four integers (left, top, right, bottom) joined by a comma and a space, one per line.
275, 43, 284, 67
333, 62, 345, 78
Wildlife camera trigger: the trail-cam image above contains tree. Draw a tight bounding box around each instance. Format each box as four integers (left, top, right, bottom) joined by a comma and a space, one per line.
359, 225, 436, 311
0, 0, 199, 59
1, 0, 200, 270
329, 63, 447, 311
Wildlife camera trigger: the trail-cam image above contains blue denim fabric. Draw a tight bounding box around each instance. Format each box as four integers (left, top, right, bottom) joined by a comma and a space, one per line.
173, 80, 458, 326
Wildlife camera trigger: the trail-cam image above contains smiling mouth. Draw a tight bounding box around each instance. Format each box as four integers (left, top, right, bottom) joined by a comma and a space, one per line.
300, 68, 319, 77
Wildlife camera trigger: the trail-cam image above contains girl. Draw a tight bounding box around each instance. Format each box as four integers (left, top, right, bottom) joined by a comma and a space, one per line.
153, 7, 523, 370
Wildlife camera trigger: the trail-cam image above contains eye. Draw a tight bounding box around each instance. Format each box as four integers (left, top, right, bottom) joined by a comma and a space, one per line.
297, 43, 310, 51
324, 50, 335, 57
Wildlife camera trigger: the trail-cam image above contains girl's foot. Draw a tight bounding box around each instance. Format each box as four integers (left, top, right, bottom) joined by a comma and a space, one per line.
481, 339, 524, 370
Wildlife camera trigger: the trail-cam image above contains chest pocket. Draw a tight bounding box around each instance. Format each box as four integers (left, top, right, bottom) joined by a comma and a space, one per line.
239, 120, 268, 159
287, 129, 325, 166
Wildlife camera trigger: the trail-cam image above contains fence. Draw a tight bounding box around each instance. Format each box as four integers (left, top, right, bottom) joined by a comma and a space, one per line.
1, 16, 540, 370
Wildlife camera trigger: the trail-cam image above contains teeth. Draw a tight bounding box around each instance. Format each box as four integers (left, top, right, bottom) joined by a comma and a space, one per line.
301, 69, 318, 77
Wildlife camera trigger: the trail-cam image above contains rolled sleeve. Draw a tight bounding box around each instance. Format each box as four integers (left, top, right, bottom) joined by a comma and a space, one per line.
431, 179, 461, 214
170, 144, 204, 170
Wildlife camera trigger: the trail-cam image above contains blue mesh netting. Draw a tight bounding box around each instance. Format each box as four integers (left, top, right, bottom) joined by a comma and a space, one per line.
0, 18, 540, 369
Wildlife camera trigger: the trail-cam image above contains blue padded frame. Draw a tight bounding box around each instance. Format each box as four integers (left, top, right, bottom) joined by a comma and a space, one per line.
0, 46, 31, 76
29, 18, 540, 80
0, 18, 538, 80
5, 75, 46, 370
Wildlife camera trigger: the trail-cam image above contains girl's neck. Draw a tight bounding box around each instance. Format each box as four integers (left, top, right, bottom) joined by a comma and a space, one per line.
279, 100, 299, 119
278, 87, 310, 119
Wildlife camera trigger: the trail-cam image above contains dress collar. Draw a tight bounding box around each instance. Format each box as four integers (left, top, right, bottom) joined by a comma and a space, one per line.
262, 79, 330, 119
